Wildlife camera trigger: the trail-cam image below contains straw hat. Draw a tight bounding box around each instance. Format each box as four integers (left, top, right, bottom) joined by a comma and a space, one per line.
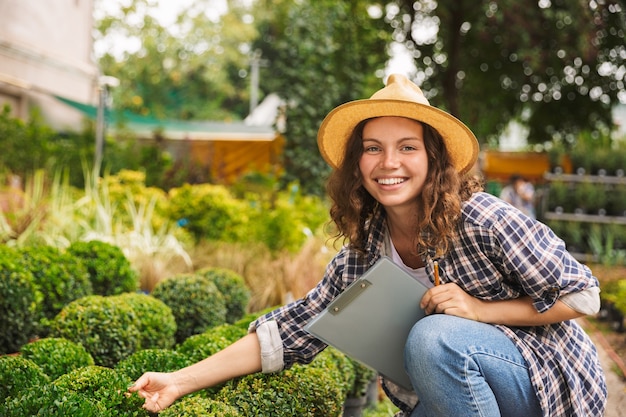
317, 74, 479, 173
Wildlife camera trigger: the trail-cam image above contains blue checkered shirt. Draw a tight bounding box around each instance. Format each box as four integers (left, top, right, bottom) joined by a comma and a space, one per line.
250, 192, 607, 416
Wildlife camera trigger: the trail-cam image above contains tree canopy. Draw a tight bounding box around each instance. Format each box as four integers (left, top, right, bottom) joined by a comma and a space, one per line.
389, 0, 625, 145
94, 0, 626, 193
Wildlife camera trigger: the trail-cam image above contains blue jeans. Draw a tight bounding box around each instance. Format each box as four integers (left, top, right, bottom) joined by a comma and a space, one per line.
405, 315, 542, 417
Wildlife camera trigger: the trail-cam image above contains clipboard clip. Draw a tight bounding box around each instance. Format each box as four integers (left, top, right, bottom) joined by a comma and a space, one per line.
327, 279, 372, 315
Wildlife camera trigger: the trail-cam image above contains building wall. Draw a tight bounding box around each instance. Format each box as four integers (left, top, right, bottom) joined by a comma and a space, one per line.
0, 0, 98, 130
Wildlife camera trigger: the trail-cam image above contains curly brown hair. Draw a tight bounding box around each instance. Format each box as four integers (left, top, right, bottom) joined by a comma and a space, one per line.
326, 118, 483, 256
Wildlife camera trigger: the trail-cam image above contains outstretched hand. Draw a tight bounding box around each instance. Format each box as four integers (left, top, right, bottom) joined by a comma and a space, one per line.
128, 372, 181, 413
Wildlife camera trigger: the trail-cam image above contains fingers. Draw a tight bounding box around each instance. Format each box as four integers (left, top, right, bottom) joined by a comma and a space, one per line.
128, 374, 149, 393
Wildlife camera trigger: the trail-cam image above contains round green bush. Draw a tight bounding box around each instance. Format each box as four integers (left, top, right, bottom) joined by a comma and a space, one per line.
20, 337, 94, 380
18, 245, 92, 324
49, 295, 141, 367
0, 383, 106, 417
159, 396, 241, 417
53, 365, 148, 417
67, 240, 138, 295
114, 292, 177, 349
196, 267, 251, 323
115, 348, 192, 381
308, 347, 355, 400
167, 183, 248, 242
177, 324, 248, 363
0, 245, 40, 354
217, 366, 344, 417
151, 273, 227, 343
0, 355, 50, 401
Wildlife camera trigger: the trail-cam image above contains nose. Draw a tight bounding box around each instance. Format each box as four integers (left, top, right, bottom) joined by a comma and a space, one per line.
380, 150, 400, 169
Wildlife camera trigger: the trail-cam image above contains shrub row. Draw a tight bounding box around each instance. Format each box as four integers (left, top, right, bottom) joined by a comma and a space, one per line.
1, 323, 363, 416
0, 241, 138, 354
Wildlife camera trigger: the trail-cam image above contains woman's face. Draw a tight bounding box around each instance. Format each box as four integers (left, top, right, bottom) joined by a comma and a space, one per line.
358, 116, 429, 212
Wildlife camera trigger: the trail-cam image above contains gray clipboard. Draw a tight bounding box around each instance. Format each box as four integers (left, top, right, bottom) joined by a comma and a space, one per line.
304, 256, 429, 390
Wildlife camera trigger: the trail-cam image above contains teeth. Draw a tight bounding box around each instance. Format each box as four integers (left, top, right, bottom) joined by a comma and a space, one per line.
377, 178, 405, 185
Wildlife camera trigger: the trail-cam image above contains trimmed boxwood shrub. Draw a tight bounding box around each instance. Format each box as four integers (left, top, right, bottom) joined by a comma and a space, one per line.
0, 355, 50, 401
177, 324, 248, 363
67, 240, 138, 295
308, 347, 355, 400
196, 267, 251, 323
115, 348, 192, 381
20, 337, 94, 380
0, 245, 40, 354
217, 366, 344, 417
49, 295, 141, 367
152, 273, 227, 343
114, 292, 177, 349
158, 396, 241, 416
18, 245, 92, 324
53, 365, 148, 416
0, 383, 106, 417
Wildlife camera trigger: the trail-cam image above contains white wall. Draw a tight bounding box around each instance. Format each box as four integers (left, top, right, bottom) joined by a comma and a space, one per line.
0, 0, 98, 130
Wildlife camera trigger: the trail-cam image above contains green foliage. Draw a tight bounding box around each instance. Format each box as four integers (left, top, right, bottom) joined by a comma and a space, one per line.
53, 365, 148, 416
0, 106, 57, 178
346, 358, 377, 398
177, 324, 248, 363
18, 245, 92, 324
232, 306, 278, 331
196, 267, 251, 323
115, 348, 191, 381
49, 295, 141, 367
67, 240, 139, 295
390, 1, 624, 145
245, 185, 329, 252
0, 355, 50, 401
151, 273, 227, 343
114, 292, 177, 349
0, 245, 40, 354
308, 347, 355, 400
167, 184, 248, 242
254, 0, 390, 194
217, 366, 344, 417
20, 337, 94, 380
158, 396, 241, 417
0, 383, 106, 417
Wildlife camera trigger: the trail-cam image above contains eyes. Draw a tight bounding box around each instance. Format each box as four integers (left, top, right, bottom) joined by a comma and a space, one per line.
362, 142, 421, 154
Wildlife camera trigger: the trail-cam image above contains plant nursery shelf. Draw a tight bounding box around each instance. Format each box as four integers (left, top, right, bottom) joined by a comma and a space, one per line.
543, 212, 626, 225
544, 173, 626, 185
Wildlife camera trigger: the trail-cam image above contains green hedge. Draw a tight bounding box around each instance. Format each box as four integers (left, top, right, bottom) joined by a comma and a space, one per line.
0, 246, 40, 354
152, 273, 227, 343
114, 292, 177, 349
49, 295, 141, 367
115, 348, 192, 381
196, 267, 250, 323
0, 355, 50, 401
53, 366, 148, 417
18, 245, 92, 324
20, 337, 94, 380
67, 240, 138, 295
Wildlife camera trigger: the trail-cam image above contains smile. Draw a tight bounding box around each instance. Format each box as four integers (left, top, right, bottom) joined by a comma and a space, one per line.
377, 178, 406, 185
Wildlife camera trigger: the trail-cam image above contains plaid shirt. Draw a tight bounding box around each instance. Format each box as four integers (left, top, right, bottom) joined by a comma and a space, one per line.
250, 192, 607, 416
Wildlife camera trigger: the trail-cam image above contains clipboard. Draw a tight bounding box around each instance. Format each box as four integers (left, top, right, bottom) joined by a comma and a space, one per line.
304, 256, 429, 390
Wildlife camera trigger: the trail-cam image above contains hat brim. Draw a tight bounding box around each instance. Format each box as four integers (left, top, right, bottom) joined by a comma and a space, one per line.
317, 99, 479, 174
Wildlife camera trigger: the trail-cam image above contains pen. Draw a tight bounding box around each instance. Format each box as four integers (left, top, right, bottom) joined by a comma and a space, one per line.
433, 260, 440, 286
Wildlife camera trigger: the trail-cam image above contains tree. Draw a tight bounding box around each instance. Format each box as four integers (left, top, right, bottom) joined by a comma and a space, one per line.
388, 0, 626, 145
251, 0, 392, 194
95, 0, 256, 121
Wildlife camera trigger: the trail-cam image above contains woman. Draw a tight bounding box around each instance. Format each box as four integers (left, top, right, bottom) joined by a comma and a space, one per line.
129, 74, 607, 416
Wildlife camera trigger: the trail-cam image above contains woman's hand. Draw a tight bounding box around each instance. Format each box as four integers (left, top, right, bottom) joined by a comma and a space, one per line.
420, 283, 483, 321
420, 283, 586, 326
128, 372, 182, 413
